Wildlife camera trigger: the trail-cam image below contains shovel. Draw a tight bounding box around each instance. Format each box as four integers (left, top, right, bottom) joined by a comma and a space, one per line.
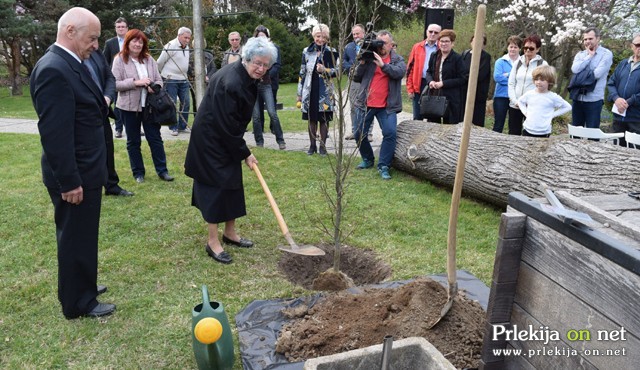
429, 4, 486, 329
539, 183, 593, 224
252, 163, 325, 256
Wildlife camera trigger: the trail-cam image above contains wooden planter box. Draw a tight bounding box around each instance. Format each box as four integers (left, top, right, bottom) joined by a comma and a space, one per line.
480, 192, 640, 369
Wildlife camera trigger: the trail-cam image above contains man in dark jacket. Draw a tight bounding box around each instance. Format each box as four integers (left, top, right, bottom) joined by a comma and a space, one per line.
30, 7, 115, 319
85, 49, 133, 197
103, 17, 128, 138
608, 34, 640, 146
352, 30, 406, 180
461, 35, 492, 127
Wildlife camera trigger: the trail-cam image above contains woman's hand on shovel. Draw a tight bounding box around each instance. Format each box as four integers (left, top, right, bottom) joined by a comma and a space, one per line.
245, 154, 258, 170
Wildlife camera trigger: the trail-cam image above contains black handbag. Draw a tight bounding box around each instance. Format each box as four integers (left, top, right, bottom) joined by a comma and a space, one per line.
419, 86, 448, 121
143, 83, 177, 126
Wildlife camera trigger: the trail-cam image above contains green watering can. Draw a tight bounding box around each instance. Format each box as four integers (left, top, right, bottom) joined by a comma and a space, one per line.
191, 285, 234, 370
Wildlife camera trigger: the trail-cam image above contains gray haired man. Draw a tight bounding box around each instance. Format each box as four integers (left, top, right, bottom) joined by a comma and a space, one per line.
158, 27, 193, 135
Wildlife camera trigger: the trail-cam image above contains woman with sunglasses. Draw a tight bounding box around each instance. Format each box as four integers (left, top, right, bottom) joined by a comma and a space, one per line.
507, 34, 547, 135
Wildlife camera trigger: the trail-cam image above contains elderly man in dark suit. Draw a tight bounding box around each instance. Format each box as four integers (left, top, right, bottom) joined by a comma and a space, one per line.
103, 17, 128, 138
86, 48, 134, 197
30, 7, 116, 319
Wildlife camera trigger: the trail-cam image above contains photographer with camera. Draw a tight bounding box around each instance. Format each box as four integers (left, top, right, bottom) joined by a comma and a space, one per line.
352, 30, 405, 180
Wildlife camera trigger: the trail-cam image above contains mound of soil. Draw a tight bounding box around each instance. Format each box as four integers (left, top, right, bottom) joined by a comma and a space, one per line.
275, 278, 485, 369
278, 243, 392, 289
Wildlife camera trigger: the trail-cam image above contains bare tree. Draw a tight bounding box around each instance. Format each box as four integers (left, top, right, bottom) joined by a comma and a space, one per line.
306, 0, 382, 281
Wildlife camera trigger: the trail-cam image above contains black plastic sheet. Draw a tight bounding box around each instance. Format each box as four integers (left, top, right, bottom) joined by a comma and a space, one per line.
235, 270, 489, 370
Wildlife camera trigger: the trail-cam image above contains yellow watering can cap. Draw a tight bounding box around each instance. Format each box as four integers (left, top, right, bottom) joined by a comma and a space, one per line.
194, 317, 223, 344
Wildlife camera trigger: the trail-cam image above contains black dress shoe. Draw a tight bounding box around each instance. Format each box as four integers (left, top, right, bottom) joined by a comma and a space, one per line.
135, 176, 144, 183
306, 148, 317, 155
97, 285, 107, 295
83, 302, 116, 318
222, 235, 254, 248
106, 188, 134, 196
159, 173, 174, 182
205, 244, 232, 264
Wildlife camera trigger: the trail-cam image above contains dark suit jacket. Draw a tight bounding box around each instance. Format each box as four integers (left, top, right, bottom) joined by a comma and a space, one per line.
103, 37, 120, 67
30, 45, 108, 192
461, 49, 492, 102
89, 49, 116, 103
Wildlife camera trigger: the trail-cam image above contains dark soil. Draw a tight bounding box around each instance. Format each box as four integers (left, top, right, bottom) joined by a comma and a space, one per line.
278, 243, 392, 290
276, 279, 485, 369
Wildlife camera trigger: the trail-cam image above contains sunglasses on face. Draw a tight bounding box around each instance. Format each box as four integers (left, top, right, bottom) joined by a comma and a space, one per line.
523, 46, 536, 51
428, 30, 439, 34
633, 43, 640, 48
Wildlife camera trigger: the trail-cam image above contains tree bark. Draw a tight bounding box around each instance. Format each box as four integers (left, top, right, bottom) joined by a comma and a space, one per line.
393, 121, 640, 208
10, 38, 23, 96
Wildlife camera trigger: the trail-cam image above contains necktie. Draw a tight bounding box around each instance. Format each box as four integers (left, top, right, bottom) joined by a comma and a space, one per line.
82, 59, 102, 93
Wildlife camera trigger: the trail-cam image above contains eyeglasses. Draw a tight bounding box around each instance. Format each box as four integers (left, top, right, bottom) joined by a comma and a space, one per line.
428, 30, 439, 34
633, 43, 640, 48
523, 46, 536, 51
439, 39, 451, 44
250, 60, 269, 69
229, 38, 240, 41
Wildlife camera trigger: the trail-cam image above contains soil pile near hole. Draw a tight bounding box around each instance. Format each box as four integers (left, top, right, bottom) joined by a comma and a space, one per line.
275, 278, 485, 369
278, 243, 392, 289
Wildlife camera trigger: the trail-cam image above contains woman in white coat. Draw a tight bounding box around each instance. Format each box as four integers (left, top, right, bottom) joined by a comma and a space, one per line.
507, 34, 547, 135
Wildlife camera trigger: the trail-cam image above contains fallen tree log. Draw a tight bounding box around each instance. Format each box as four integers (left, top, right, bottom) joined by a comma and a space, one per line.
393, 121, 640, 208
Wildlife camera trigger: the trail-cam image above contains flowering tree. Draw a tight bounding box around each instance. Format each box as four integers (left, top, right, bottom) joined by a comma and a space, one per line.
407, 0, 639, 45
406, 0, 640, 91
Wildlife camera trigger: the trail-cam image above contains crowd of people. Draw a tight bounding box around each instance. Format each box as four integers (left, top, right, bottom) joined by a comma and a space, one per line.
29, 6, 640, 318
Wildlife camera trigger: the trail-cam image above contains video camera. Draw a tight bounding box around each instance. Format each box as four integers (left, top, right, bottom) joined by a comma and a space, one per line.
357, 22, 385, 61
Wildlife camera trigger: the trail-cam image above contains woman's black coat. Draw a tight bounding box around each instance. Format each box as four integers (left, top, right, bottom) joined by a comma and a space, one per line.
425, 50, 468, 123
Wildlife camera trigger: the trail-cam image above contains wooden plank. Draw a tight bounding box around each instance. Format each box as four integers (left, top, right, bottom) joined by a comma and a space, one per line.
481, 321, 510, 363
508, 191, 640, 275
499, 211, 527, 239
486, 281, 518, 323
619, 210, 640, 228
492, 238, 525, 283
521, 218, 640, 335
556, 190, 640, 243
503, 343, 536, 370
514, 263, 640, 368
508, 305, 599, 370
579, 194, 640, 212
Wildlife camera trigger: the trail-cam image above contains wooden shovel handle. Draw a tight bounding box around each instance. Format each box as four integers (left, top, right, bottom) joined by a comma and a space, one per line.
447, 5, 487, 290
252, 164, 290, 236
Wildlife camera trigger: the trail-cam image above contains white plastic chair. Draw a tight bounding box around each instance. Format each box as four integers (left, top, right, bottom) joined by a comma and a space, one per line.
567, 125, 624, 145
625, 131, 640, 149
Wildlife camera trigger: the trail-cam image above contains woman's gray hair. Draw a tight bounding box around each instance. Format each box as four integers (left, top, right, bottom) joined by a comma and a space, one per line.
242, 37, 278, 67
312, 23, 330, 40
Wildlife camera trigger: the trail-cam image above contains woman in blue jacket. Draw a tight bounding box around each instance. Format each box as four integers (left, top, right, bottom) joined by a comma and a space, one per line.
492, 36, 522, 133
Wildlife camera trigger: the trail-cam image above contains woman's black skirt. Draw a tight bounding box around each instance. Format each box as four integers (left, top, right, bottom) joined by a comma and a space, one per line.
192, 179, 246, 224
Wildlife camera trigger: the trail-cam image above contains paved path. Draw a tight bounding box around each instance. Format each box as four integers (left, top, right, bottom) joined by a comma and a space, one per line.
0, 111, 413, 155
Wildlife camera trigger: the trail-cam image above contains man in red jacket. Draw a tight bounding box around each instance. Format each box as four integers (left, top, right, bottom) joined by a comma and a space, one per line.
406, 24, 441, 120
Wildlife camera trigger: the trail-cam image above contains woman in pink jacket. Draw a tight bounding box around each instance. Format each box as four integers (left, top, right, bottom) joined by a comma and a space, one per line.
112, 29, 173, 183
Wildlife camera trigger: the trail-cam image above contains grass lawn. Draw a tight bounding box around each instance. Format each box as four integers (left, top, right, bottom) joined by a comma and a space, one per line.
0, 82, 502, 368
